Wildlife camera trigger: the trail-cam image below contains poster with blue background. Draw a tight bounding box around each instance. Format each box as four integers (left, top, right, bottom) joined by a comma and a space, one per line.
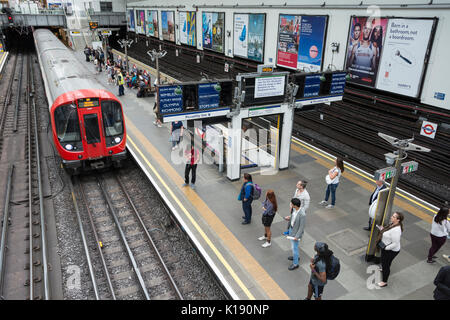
297, 16, 327, 72
159, 86, 183, 114
248, 14, 265, 62
128, 10, 135, 31
198, 83, 220, 110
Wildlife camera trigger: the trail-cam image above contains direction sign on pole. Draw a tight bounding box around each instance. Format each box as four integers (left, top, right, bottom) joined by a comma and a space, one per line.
374, 167, 397, 181
401, 161, 419, 174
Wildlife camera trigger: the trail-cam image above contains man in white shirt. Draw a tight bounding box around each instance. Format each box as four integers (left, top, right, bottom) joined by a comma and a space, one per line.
364, 180, 386, 231
293, 180, 310, 214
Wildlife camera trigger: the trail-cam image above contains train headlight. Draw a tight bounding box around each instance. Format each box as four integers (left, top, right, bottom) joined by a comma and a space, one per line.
65, 144, 73, 151
114, 137, 121, 144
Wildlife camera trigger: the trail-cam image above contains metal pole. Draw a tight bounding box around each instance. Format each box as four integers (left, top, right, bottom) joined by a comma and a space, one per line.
124, 42, 129, 74
382, 148, 404, 225
155, 55, 160, 85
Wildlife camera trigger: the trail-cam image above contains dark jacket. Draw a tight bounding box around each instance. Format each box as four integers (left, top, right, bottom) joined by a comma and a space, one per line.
369, 184, 387, 206
434, 265, 450, 300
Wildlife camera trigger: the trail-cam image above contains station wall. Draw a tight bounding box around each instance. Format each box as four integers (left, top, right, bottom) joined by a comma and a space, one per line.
126, 0, 450, 111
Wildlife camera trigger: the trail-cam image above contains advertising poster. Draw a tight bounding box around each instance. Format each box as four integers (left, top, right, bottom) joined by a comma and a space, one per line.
277, 15, 300, 69
376, 18, 434, 97
146, 10, 157, 37
136, 10, 145, 34
162, 11, 175, 42
297, 15, 327, 72
180, 12, 196, 46
128, 10, 135, 31
345, 16, 388, 86
203, 12, 225, 53
248, 14, 265, 62
234, 14, 248, 58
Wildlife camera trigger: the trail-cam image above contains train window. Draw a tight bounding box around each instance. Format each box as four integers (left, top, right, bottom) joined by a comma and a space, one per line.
83, 114, 101, 144
53, 104, 81, 142
101, 100, 123, 137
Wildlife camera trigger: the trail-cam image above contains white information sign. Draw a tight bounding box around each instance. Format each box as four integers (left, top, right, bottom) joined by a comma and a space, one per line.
420, 120, 438, 139
254, 75, 285, 99
376, 19, 434, 98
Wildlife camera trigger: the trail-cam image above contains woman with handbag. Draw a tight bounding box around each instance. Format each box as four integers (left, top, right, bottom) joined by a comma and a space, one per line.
376, 211, 404, 288
319, 157, 344, 209
258, 190, 277, 248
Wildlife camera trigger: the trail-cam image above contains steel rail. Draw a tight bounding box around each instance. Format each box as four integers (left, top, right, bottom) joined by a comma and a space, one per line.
76, 177, 116, 300
115, 174, 184, 300
0, 51, 18, 145
30, 59, 50, 300
26, 54, 34, 300
96, 174, 151, 300
13, 54, 24, 133
0, 165, 14, 299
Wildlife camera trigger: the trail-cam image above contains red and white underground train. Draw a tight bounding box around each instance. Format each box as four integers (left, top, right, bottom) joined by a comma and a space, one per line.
34, 28, 126, 174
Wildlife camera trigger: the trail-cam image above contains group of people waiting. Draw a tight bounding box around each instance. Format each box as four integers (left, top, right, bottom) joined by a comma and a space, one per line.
235, 156, 450, 300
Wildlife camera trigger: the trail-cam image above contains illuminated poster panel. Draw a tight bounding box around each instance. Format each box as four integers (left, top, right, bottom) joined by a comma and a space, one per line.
234, 13, 265, 63
179, 12, 196, 46
136, 10, 145, 34
345, 16, 388, 87
146, 10, 159, 38
128, 9, 135, 32
277, 14, 327, 71
202, 12, 225, 53
375, 18, 434, 97
162, 11, 175, 42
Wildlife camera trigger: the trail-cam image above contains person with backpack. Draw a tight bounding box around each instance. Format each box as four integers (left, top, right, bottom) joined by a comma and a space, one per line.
305, 242, 339, 300
238, 173, 255, 225
258, 190, 277, 248
284, 198, 306, 270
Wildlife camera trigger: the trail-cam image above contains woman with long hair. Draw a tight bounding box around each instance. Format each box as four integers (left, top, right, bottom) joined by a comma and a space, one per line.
319, 157, 345, 209
427, 207, 450, 263
377, 211, 404, 287
258, 190, 278, 248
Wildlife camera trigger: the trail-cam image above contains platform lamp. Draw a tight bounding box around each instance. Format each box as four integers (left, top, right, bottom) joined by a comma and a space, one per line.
147, 49, 167, 86
117, 38, 133, 73
378, 132, 430, 222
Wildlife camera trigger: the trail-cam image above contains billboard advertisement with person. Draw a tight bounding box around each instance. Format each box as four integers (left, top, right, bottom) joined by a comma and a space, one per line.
136, 10, 145, 34
375, 18, 435, 97
146, 10, 158, 38
345, 16, 388, 87
203, 12, 225, 53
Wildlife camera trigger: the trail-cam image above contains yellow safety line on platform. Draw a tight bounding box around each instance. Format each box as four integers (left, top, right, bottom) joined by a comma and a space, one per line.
125, 118, 290, 300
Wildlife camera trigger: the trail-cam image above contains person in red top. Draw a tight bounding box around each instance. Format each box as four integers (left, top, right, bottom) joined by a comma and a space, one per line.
183, 142, 200, 190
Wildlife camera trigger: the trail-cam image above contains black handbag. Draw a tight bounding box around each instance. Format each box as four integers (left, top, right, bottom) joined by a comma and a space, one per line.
377, 240, 389, 250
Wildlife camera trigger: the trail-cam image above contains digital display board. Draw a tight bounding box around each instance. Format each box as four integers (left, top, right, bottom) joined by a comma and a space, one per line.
202, 12, 225, 53
198, 83, 220, 110
291, 71, 347, 99
330, 72, 347, 95
303, 74, 322, 97
233, 13, 265, 62
277, 15, 327, 72
78, 98, 99, 108
158, 86, 183, 114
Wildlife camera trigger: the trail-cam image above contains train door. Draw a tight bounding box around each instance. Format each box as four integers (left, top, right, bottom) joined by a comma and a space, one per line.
78, 98, 106, 159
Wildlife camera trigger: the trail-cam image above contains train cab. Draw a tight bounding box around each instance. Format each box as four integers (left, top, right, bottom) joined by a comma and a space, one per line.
51, 89, 127, 174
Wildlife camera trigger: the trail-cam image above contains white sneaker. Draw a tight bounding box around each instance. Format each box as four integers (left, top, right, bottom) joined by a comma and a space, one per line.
326, 204, 334, 209
157, 123, 162, 128
319, 200, 327, 206
443, 254, 450, 263
258, 236, 267, 241
262, 241, 271, 248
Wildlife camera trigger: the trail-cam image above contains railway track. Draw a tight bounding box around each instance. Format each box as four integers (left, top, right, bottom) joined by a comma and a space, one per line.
70, 170, 184, 300
0, 50, 49, 300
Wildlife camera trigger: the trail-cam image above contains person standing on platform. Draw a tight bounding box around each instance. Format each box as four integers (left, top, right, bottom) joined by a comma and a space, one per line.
305, 242, 331, 300
433, 265, 450, 300
84, 46, 90, 62
117, 70, 125, 96
258, 190, 277, 248
376, 211, 404, 288
182, 141, 200, 190
153, 78, 163, 128
427, 207, 450, 263
238, 173, 254, 225
365, 180, 387, 231
284, 198, 306, 270
319, 157, 344, 209
293, 180, 310, 214
170, 121, 184, 150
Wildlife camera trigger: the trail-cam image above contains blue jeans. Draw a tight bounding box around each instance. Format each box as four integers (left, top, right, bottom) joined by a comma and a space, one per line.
242, 200, 252, 223
289, 229, 300, 265
325, 183, 339, 205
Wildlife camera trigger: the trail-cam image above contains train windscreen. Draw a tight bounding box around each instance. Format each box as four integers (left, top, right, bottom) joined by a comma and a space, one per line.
101, 100, 123, 137
83, 114, 101, 144
54, 104, 81, 142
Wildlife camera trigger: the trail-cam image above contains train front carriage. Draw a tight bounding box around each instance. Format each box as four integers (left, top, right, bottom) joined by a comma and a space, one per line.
51, 89, 126, 174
